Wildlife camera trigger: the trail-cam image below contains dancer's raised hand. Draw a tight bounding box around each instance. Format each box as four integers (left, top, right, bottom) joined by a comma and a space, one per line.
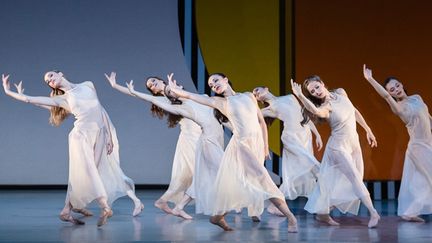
126, 80, 135, 94
104, 72, 117, 87
2, 74, 11, 93
14, 81, 25, 95
290, 79, 303, 97
363, 64, 373, 81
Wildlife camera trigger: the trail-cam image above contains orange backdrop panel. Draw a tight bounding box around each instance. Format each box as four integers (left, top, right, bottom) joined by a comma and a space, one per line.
295, 0, 432, 180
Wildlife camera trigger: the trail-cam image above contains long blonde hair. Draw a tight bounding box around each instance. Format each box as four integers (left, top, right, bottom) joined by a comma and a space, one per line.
47, 71, 69, 126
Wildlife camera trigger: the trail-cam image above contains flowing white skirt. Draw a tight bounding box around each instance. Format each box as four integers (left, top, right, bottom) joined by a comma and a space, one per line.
305, 133, 369, 215
398, 139, 432, 216
159, 130, 200, 204
66, 122, 134, 209
278, 129, 319, 199
186, 135, 224, 214
210, 134, 284, 217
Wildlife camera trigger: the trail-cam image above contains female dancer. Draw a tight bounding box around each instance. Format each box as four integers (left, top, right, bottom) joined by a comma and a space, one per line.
2, 72, 142, 227
291, 76, 380, 228
105, 72, 203, 216
127, 74, 225, 220
168, 73, 298, 232
363, 65, 432, 222
253, 87, 322, 215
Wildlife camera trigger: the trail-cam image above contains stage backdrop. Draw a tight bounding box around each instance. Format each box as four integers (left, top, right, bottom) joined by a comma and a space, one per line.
295, 0, 432, 180
0, 0, 196, 185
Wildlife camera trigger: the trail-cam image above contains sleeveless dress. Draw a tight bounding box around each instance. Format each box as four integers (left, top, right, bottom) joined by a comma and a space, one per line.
62, 82, 135, 209
304, 91, 370, 215
266, 95, 320, 199
181, 100, 225, 214
210, 93, 285, 217
159, 117, 201, 204
397, 95, 432, 216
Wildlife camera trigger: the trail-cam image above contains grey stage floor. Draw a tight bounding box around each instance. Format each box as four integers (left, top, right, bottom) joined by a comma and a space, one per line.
0, 190, 431, 242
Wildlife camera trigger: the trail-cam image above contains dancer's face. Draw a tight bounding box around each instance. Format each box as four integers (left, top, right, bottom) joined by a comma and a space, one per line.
252, 87, 269, 101
146, 78, 165, 94
44, 71, 63, 89
306, 80, 327, 99
208, 74, 228, 94
385, 79, 405, 100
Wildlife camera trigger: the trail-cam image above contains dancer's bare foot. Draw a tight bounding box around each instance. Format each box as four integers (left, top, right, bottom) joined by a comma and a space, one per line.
97, 207, 113, 227
154, 199, 172, 214
368, 213, 380, 228
287, 215, 298, 233
172, 207, 193, 220
401, 215, 425, 223
315, 214, 340, 226
72, 208, 93, 217
251, 216, 261, 222
267, 204, 285, 217
210, 216, 234, 231
59, 213, 85, 225
133, 203, 144, 217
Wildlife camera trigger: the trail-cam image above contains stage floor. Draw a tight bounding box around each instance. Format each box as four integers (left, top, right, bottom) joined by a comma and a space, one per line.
0, 190, 431, 242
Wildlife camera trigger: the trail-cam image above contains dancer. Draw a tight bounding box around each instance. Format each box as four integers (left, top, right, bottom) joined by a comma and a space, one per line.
2, 72, 142, 227
291, 76, 380, 228
168, 73, 298, 232
130, 74, 225, 220
253, 87, 322, 215
363, 65, 432, 222
105, 72, 201, 215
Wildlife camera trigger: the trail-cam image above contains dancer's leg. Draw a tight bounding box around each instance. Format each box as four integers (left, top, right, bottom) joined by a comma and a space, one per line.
96, 196, 112, 227
172, 194, 193, 220
269, 198, 298, 233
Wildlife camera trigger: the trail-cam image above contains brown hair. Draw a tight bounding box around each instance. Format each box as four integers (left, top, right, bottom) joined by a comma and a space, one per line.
146, 77, 183, 128
47, 71, 69, 126
300, 75, 327, 126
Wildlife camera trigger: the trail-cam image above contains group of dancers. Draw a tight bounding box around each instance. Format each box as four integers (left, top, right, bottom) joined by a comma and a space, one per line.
1, 64, 431, 232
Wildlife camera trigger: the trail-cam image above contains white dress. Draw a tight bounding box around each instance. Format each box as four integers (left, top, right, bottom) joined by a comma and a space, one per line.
62, 82, 135, 209
159, 118, 201, 204
304, 91, 370, 215
397, 95, 432, 216
182, 100, 225, 214
210, 93, 285, 217
265, 95, 320, 199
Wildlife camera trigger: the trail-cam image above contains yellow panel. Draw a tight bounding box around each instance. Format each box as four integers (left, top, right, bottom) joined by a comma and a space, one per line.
195, 0, 284, 155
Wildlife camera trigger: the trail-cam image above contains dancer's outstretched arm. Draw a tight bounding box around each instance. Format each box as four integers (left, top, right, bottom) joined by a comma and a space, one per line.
307, 121, 323, 150
125, 80, 193, 118
290, 79, 331, 118
105, 72, 133, 96
167, 73, 225, 113
2, 74, 67, 109
363, 64, 402, 115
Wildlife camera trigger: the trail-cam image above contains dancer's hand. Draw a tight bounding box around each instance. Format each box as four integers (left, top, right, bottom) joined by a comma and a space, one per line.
290, 79, 302, 97
264, 148, 271, 160
126, 80, 135, 94
363, 64, 373, 81
367, 131, 378, 148
14, 81, 25, 95
167, 73, 185, 97
315, 135, 323, 151
104, 72, 117, 87
2, 74, 11, 93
